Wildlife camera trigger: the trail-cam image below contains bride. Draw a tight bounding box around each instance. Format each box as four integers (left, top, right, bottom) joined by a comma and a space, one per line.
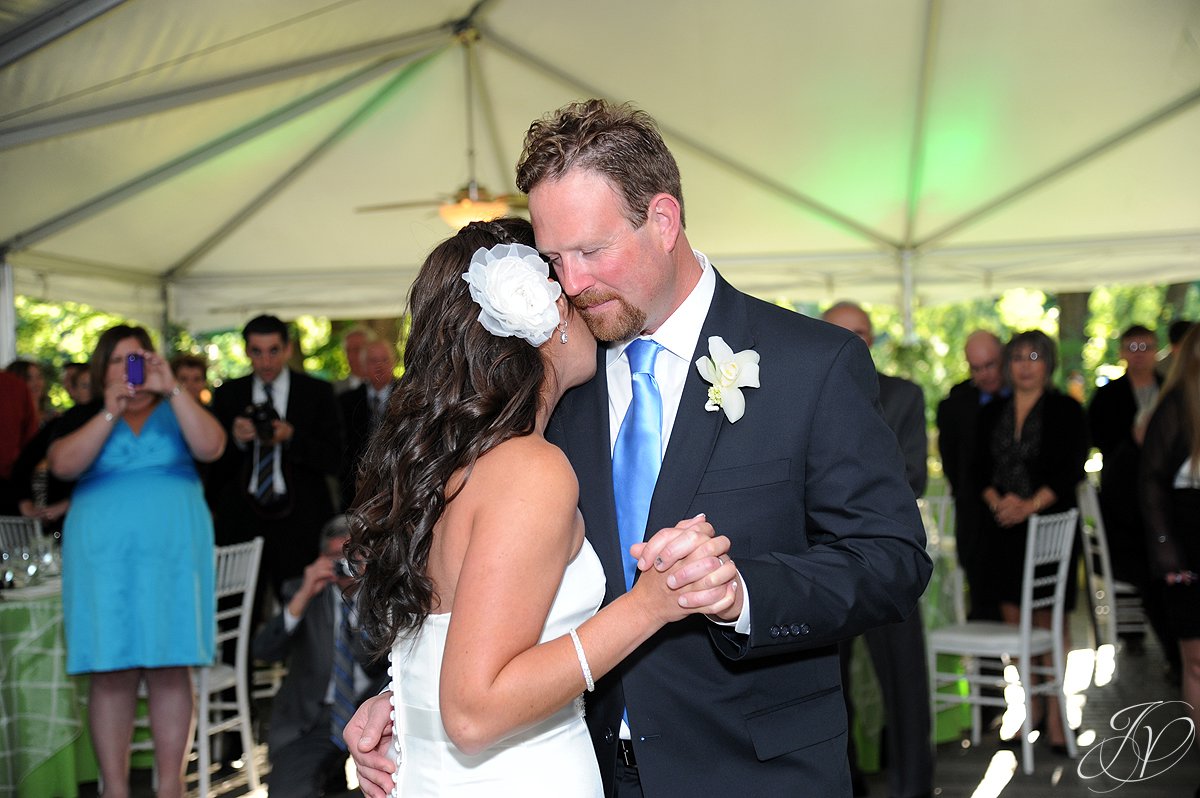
346, 218, 737, 796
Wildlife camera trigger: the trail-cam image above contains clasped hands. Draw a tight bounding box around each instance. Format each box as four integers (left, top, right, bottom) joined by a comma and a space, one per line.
629, 513, 743, 622
989, 492, 1037, 528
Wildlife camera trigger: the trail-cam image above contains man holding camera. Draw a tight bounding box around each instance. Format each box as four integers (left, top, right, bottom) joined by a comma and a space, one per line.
253, 516, 386, 797
210, 314, 344, 600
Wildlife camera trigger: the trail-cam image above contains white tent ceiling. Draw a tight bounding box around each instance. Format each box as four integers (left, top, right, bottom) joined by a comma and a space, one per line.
2, 0, 1199, 333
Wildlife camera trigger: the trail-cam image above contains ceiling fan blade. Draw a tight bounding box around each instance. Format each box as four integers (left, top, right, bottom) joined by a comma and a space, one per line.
355, 199, 442, 213
496, 193, 529, 209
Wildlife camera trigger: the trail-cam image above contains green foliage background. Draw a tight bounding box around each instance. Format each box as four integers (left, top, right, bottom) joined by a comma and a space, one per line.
12, 283, 1200, 420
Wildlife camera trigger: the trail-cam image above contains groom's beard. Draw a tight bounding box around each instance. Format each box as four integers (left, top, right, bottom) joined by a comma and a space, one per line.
573, 288, 646, 342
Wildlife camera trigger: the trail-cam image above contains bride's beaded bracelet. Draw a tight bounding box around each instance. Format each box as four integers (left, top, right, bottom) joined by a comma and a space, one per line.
568, 627, 594, 693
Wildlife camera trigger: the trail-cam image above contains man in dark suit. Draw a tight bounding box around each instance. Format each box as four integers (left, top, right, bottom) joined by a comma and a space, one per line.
347, 100, 930, 798
253, 517, 387, 797
824, 302, 932, 798
337, 338, 396, 509
210, 315, 344, 600
935, 330, 1008, 622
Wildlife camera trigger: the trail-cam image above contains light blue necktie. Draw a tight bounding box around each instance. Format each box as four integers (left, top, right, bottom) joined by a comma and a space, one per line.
612, 338, 665, 591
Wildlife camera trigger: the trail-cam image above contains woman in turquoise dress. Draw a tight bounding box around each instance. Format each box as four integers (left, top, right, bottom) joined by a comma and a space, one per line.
49, 325, 225, 798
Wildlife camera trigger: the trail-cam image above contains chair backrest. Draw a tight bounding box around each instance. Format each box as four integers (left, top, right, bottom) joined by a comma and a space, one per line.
1018, 509, 1080, 643
212, 538, 264, 671
918, 495, 956, 551
0, 515, 42, 551
1075, 481, 1118, 648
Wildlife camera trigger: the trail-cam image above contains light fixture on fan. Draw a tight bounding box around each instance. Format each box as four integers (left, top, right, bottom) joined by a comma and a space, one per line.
356, 25, 525, 227
438, 179, 510, 229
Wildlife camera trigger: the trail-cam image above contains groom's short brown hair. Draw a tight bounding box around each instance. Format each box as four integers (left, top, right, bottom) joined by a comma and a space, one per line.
516, 99, 685, 230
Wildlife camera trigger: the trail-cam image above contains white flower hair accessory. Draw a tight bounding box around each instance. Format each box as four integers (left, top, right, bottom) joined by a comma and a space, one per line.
462, 243, 562, 346
695, 336, 760, 423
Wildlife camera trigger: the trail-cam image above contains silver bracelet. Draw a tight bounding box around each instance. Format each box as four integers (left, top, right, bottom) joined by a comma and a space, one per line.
102, 410, 115, 424
169, 383, 183, 398
568, 627, 594, 693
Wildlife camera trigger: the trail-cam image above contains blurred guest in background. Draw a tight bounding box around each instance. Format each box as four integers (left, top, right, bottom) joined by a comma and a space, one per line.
1089, 324, 1175, 666
1141, 323, 1200, 758
210, 314, 344, 601
0, 370, 38, 514
253, 516, 387, 797
6, 359, 56, 426
974, 330, 1088, 752
937, 330, 1009, 622
824, 301, 933, 798
171, 353, 211, 405
62, 362, 92, 407
47, 324, 225, 798
12, 362, 94, 539
1158, 319, 1194, 380
338, 338, 397, 509
333, 326, 372, 395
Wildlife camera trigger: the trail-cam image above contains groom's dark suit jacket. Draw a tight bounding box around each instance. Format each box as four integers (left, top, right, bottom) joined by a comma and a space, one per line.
548, 272, 931, 797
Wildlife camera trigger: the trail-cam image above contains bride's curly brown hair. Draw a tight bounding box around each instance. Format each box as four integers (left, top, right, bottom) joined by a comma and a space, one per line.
347, 217, 551, 655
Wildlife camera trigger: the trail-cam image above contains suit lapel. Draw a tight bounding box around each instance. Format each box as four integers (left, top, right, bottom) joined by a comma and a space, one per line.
647, 273, 755, 534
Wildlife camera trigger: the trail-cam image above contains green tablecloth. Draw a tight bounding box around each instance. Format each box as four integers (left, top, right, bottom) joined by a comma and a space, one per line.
0, 587, 96, 798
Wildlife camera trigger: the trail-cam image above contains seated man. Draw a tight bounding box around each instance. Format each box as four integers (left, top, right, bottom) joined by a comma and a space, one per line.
253, 516, 386, 797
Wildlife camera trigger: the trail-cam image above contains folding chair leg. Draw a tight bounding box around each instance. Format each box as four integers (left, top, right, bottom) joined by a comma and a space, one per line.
238, 678, 260, 789
198, 682, 211, 798
967, 656, 981, 746
1019, 655, 1035, 775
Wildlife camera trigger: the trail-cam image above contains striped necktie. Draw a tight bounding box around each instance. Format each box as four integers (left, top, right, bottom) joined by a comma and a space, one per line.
330, 594, 357, 751
254, 382, 278, 501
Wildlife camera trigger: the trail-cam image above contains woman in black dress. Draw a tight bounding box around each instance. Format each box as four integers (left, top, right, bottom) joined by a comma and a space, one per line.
974, 330, 1089, 751
1141, 323, 1200, 769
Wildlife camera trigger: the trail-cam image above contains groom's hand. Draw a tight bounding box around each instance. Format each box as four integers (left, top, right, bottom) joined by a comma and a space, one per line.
631, 516, 743, 620
345, 691, 396, 797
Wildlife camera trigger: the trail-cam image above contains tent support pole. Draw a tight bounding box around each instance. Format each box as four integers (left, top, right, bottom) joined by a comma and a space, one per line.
0, 255, 16, 365
900, 249, 915, 343
0, 0, 125, 70
2, 45, 443, 254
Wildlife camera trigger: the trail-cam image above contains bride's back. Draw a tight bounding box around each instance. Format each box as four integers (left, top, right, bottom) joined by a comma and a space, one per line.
424, 432, 585, 617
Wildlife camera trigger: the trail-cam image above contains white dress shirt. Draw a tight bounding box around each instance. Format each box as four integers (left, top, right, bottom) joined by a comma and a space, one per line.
604, 251, 751, 625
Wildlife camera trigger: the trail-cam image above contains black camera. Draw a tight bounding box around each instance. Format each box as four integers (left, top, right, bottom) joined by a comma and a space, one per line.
246, 401, 279, 441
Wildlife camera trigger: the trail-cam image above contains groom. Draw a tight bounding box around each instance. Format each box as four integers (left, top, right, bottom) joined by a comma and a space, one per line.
349, 100, 931, 797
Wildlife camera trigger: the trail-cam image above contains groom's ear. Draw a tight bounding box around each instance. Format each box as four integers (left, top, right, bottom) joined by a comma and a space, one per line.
646, 193, 682, 252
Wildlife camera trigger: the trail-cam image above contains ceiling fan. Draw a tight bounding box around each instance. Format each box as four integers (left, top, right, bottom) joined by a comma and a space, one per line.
356, 27, 525, 228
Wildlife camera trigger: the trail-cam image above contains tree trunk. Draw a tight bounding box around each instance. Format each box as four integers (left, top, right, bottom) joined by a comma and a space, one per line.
1056, 291, 1090, 401
1165, 282, 1191, 320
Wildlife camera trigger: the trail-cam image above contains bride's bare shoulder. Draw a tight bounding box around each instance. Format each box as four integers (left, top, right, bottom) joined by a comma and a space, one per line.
465, 435, 578, 506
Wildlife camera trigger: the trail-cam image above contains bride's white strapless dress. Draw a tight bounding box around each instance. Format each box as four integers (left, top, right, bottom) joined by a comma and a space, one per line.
387, 538, 606, 796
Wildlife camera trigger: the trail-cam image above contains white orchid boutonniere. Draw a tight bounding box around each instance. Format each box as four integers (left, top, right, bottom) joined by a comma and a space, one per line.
695, 336, 760, 423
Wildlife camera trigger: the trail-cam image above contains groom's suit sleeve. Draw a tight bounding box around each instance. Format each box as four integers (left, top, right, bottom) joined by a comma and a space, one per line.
710, 329, 932, 661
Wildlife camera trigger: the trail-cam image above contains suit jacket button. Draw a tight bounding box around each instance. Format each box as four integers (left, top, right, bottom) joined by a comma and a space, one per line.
790, 624, 802, 636
799, 623, 810, 635
769, 625, 781, 638
779, 625, 791, 637
604, 728, 615, 744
